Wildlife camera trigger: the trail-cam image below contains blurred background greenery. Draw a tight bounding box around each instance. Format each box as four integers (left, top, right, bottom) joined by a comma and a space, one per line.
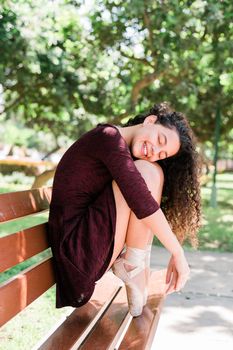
0, 0, 232, 348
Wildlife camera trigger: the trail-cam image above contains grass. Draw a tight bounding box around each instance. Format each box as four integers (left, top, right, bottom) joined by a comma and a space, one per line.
198, 172, 233, 252
0, 172, 233, 349
0, 212, 48, 238
0, 288, 74, 350
153, 172, 233, 253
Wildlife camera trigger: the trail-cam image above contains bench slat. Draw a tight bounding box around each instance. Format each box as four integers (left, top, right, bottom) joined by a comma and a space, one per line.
35, 273, 123, 350
80, 284, 129, 349
0, 223, 49, 273
119, 270, 166, 350
36, 271, 167, 350
0, 257, 54, 326
0, 187, 51, 222
82, 270, 166, 350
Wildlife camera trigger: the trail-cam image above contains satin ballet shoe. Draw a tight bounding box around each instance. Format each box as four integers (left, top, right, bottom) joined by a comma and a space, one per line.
112, 257, 146, 317
143, 244, 152, 305
118, 249, 148, 307
143, 266, 151, 306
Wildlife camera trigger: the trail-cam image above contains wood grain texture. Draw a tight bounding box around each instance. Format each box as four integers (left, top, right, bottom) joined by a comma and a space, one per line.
36, 273, 123, 350
0, 257, 54, 326
35, 270, 167, 350
0, 187, 52, 222
0, 223, 49, 273
119, 270, 167, 350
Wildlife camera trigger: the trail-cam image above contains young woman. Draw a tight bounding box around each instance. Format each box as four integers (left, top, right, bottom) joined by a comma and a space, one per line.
48, 102, 201, 317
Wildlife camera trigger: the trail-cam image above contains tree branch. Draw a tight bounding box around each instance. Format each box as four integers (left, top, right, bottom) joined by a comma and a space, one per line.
0, 94, 24, 115
31, 169, 56, 189
143, 0, 157, 61
42, 145, 61, 160
120, 50, 154, 68
110, 110, 131, 125
131, 72, 159, 107
111, 71, 160, 124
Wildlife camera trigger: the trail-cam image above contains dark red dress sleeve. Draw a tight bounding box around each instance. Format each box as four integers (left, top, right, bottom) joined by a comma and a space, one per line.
91, 124, 160, 219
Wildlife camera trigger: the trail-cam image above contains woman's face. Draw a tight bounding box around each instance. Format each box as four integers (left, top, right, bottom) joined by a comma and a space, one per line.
131, 115, 181, 162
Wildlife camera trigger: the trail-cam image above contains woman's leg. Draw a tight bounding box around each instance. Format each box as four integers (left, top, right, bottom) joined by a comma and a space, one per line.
107, 160, 164, 270
108, 160, 164, 316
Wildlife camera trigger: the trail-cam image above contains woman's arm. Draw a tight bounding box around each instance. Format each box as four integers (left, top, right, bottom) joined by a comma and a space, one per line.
142, 208, 183, 256
142, 209, 190, 294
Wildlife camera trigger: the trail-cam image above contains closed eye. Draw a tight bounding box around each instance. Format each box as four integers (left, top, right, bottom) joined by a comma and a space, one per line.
160, 133, 167, 145
159, 133, 168, 159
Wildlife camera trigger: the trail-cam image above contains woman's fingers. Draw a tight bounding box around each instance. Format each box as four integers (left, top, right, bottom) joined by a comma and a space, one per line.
172, 251, 191, 292
166, 259, 173, 284
165, 252, 191, 295
175, 271, 190, 292
166, 268, 178, 294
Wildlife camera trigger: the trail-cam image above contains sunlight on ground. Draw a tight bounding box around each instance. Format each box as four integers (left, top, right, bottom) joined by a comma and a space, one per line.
154, 296, 233, 350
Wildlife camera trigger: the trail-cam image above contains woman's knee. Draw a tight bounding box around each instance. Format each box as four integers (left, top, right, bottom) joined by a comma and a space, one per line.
134, 160, 164, 202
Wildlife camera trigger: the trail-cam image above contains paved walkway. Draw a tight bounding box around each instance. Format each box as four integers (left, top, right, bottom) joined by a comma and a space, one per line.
150, 246, 233, 350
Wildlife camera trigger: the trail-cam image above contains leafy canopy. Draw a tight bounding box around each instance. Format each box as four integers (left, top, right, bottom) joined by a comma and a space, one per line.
0, 0, 232, 154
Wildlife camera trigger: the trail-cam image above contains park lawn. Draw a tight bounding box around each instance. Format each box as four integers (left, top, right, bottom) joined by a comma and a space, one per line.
0, 172, 232, 349
0, 183, 28, 194
198, 172, 233, 252
153, 172, 233, 252
0, 287, 74, 350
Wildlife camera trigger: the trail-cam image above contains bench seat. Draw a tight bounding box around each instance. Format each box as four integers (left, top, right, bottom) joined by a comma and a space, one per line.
0, 187, 166, 349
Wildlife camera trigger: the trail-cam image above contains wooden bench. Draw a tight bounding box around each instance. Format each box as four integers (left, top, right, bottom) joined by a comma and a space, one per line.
0, 187, 167, 349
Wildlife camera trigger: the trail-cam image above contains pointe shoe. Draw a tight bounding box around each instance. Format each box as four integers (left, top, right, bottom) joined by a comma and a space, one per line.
116, 250, 148, 307
112, 257, 146, 317
143, 245, 152, 306
143, 266, 150, 306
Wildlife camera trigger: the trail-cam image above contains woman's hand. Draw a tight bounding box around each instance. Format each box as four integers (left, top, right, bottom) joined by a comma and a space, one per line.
165, 250, 190, 295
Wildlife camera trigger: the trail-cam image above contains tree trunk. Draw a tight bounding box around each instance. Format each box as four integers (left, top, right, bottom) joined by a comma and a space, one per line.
31, 168, 56, 189
131, 72, 158, 108
210, 104, 221, 207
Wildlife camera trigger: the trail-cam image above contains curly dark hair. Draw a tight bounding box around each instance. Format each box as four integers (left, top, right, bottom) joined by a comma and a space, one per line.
122, 102, 202, 248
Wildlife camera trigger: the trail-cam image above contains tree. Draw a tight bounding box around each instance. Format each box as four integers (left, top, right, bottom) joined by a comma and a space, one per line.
0, 2, 94, 141
0, 0, 232, 151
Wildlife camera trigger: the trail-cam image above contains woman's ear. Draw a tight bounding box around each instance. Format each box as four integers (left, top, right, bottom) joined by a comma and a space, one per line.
143, 115, 158, 125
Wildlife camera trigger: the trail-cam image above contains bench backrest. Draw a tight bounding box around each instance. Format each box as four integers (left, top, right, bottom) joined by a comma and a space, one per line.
0, 187, 53, 326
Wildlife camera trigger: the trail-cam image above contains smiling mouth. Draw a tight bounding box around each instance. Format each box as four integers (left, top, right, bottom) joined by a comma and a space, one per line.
143, 142, 148, 157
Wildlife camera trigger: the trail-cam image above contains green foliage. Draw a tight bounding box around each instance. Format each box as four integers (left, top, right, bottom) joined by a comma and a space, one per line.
0, 118, 73, 154
0, 0, 232, 154
0, 172, 34, 193
0, 171, 34, 185
153, 172, 233, 252
0, 1, 95, 139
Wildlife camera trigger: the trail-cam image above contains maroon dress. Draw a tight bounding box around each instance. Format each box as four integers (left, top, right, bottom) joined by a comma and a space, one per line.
48, 123, 160, 308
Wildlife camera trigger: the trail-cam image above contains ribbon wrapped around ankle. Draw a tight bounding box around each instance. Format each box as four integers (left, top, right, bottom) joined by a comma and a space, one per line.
125, 246, 147, 268
145, 244, 152, 267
